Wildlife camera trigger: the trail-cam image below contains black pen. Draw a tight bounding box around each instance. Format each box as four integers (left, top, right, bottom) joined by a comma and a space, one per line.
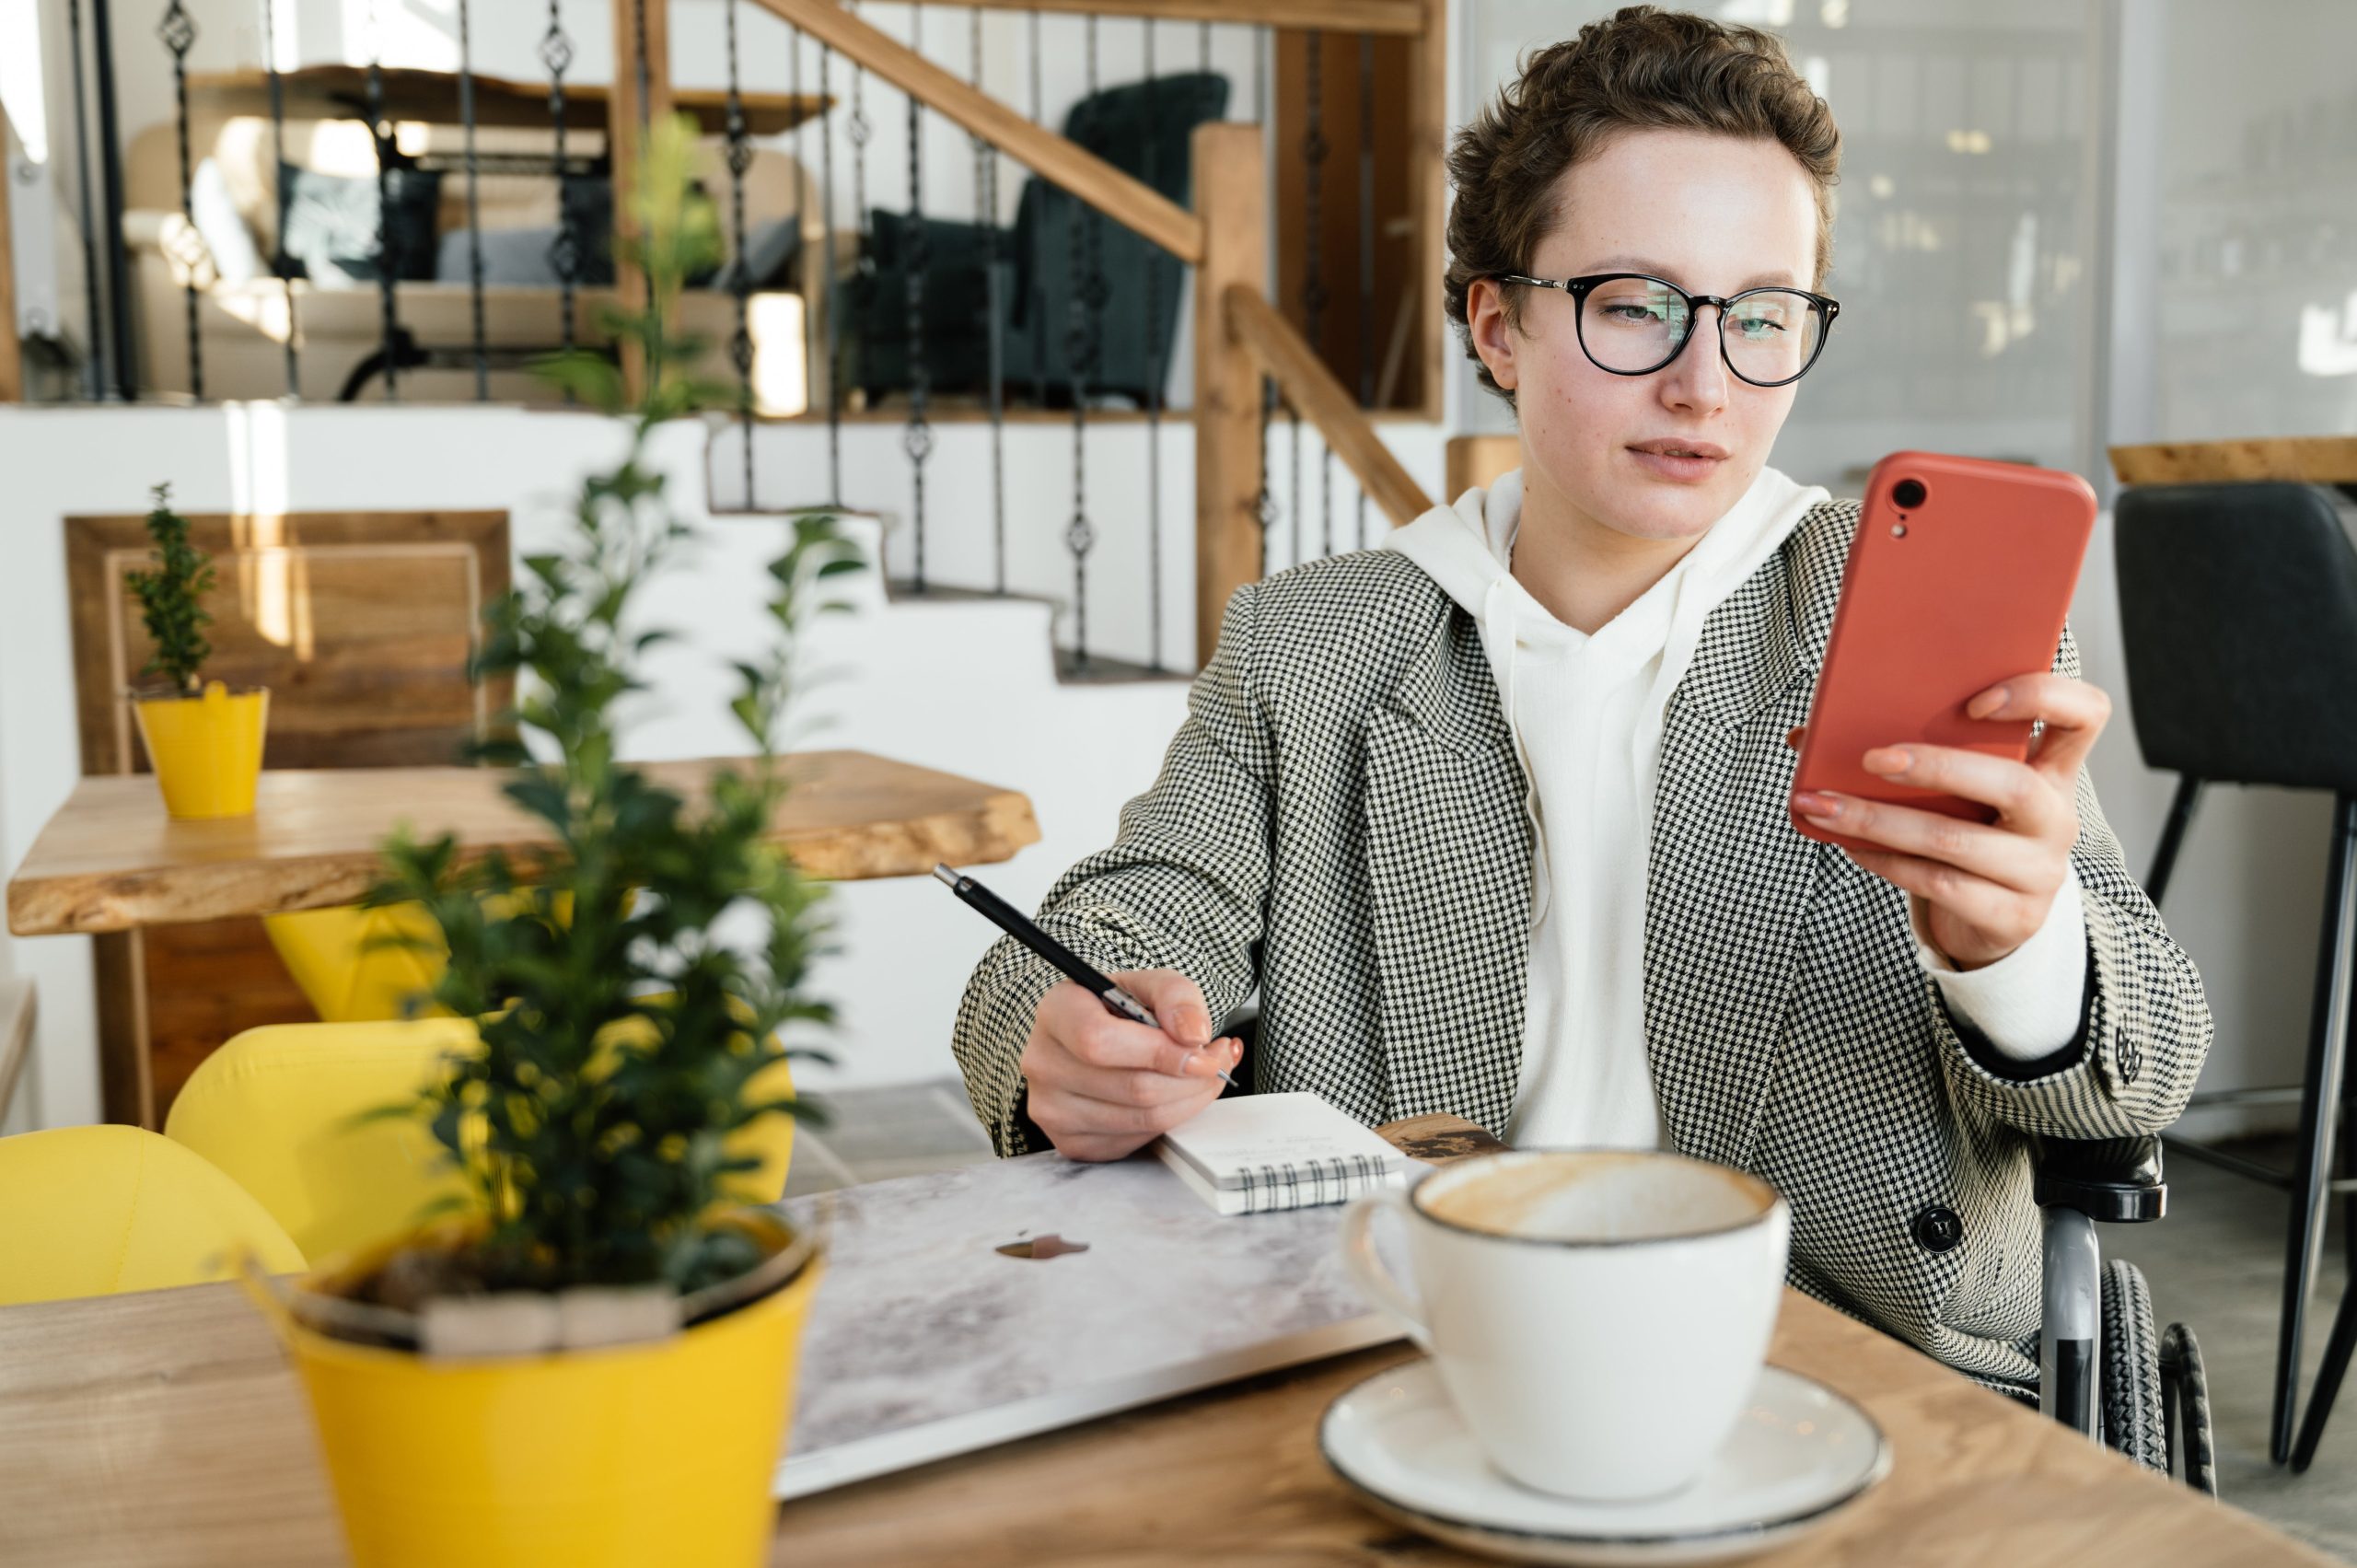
932, 864, 1236, 1087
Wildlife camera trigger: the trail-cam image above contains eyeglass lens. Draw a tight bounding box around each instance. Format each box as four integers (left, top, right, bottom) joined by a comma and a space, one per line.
1579, 278, 1825, 384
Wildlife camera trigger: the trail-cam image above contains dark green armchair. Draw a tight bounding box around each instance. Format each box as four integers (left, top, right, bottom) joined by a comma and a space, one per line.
837, 72, 1230, 409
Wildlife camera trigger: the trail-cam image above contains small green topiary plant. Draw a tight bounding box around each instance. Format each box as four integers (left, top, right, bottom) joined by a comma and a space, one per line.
124, 484, 216, 698
359, 114, 861, 1308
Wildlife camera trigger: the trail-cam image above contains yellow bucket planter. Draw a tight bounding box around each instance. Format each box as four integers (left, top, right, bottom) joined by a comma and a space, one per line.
253, 1214, 822, 1568
132, 679, 269, 819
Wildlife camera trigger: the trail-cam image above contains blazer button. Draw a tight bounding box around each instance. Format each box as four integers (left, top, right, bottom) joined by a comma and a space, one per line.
1913, 1206, 1964, 1253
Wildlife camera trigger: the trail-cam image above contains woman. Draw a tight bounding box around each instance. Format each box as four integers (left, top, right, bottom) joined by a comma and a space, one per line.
951, 6, 2209, 1390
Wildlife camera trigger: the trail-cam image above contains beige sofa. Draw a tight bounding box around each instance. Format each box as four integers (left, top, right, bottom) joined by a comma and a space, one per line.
123, 110, 830, 408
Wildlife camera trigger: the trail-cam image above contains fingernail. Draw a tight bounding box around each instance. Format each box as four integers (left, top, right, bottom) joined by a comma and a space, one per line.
1794, 791, 1838, 819
1182, 1052, 1222, 1077
1178, 1007, 1211, 1047
1784, 726, 1805, 751
1968, 687, 2006, 719
1862, 747, 1910, 776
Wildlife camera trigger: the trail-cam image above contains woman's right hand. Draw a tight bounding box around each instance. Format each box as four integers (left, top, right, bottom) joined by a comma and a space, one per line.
1020, 968, 1243, 1162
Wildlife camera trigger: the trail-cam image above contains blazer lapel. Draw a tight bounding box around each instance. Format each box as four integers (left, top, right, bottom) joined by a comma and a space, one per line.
1643, 513, 1846, 1167
1361, 605, 1533, 1136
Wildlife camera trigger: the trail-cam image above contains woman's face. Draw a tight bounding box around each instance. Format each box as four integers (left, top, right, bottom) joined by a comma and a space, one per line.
1468, 127, 1822, 546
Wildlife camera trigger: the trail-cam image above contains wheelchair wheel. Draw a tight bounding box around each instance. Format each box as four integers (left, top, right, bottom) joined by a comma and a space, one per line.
2160, 1321, 2220, 1497
2101, 1259, 2167, 1472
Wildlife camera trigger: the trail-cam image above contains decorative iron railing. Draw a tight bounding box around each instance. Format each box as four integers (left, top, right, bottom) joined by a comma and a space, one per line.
9, 0, 1445, 677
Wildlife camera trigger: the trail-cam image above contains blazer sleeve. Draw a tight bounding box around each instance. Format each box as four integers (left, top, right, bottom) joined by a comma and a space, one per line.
1929, 624, 2214, 1137
950, 581, 1275, 1156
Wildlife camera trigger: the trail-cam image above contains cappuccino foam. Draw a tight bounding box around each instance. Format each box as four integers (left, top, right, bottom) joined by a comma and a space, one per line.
1422, 1151, 1772, 1243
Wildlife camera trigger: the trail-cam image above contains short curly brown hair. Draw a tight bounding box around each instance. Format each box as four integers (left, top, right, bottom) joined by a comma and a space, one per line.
1445, 6, 1841, 411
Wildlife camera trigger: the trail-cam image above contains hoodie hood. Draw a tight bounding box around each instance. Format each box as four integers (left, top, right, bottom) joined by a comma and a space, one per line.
1383, 463, 1829, 923
1385, 464, 1828, 736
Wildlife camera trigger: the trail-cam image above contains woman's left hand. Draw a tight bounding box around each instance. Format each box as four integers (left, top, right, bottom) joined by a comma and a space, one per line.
1790, 674, 2110, 970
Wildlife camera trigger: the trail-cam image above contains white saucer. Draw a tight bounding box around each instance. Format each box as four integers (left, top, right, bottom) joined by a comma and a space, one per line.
1319, 1359, 1890, 1566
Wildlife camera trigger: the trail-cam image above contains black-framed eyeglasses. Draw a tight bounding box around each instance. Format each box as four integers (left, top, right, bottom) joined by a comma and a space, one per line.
1493, 272, 1841, 389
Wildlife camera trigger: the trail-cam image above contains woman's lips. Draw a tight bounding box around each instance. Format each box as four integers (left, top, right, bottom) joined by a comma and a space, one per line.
1626, 445, 1726, 482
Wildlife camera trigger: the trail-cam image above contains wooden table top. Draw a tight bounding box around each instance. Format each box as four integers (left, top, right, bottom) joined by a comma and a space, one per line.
2109, 436, 2357, 487
0, 1275, 2323, 1568
5, 750, 1039, 936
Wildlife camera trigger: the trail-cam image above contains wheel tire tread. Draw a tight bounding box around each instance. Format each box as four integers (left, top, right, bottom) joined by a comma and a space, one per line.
2102, 1259, 2167, 1472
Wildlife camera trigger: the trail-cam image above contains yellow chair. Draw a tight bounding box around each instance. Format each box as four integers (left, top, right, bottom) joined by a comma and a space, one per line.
167, 1015, 798, 1268
265, 891, 593, 1025
263, 903, 450, 1025
0, 1125, 306, 1306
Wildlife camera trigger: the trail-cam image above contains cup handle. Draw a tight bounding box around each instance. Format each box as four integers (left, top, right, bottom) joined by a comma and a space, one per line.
1341, 1187, 1433, 1352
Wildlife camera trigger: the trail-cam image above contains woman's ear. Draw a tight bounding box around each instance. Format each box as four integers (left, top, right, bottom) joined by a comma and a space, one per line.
1467, 278, 1519, 392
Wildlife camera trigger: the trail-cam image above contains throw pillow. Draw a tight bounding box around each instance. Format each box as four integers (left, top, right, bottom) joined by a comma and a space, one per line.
278, 163, 443, 289
189, 158, 263, 286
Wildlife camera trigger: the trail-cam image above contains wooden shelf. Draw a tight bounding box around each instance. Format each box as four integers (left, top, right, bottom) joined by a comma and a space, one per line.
189, 65, 831, 138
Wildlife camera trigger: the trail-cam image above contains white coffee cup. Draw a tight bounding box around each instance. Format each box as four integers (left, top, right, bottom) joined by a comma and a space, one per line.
1341, 1147, 1791, 1501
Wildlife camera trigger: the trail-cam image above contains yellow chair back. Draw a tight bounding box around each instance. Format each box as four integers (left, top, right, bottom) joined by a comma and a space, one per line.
0, 1124, 306, 1306
167, 1015, 797, 1269
262, 902, 449, 1025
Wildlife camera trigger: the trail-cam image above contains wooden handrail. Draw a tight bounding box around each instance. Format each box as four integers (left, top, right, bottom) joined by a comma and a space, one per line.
749, 0, 1203, 264
944, 0, 1426, 35
1225, 284, 1433, 528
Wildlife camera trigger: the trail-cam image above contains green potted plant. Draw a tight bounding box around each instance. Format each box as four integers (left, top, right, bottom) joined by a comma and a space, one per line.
241, 115, 860, 1568
125, 485, 269, 819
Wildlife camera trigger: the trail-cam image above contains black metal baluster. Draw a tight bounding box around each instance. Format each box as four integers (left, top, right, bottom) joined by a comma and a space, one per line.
1356, 30, 1374, 547
905, 3, 932, 590
724, 0, 754, 505
790, 19, 815, 446
1027, 9, 1047, 410
1141, 17, 1163, 668
973, 5, 1006, 595
65, 0, 106, 398
458, 0, 487, 400
820, 41, 842, 504
158, 0, 201, 400
1304, 31, 1329, 555
91, 0, 138, 397
631, 0, 651, 129
366, 0, 399, 401
542, 0, 577, 399
260, 0, 297, 397
1064, 14, 1101, 669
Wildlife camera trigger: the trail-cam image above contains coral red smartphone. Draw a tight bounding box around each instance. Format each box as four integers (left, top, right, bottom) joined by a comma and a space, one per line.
1790, 451, 2096, 854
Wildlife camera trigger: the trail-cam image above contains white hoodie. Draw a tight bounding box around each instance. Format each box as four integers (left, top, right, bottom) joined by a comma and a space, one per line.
1385, 466, 2086, 1149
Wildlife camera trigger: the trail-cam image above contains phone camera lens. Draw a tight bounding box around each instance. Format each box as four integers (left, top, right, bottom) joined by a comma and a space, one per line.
1892, 478, 1928, 510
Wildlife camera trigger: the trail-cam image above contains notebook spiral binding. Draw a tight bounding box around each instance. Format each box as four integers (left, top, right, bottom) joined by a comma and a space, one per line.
1237, 1152, 1388, 1214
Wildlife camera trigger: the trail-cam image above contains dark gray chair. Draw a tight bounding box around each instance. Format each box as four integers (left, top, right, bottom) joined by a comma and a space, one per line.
2114, 479, 2357, 1470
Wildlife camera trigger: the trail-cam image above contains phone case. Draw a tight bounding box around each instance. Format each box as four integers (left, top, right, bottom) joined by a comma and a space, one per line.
1790, 451, 2097, 855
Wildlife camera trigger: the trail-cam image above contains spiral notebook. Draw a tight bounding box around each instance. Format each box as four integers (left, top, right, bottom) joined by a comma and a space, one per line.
1153, 1091, 1409, 1214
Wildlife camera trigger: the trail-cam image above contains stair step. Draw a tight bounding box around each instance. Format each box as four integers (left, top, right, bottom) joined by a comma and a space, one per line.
1053, 649, 1190, 685
884, 579, 1188, 686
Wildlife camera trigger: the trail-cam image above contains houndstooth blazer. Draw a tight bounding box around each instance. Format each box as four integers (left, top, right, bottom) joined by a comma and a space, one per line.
951, 497, 2212, 1387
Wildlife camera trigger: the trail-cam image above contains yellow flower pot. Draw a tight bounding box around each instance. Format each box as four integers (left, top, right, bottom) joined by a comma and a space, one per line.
253, 1218, 822, 1568
132, 680, 269, 819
